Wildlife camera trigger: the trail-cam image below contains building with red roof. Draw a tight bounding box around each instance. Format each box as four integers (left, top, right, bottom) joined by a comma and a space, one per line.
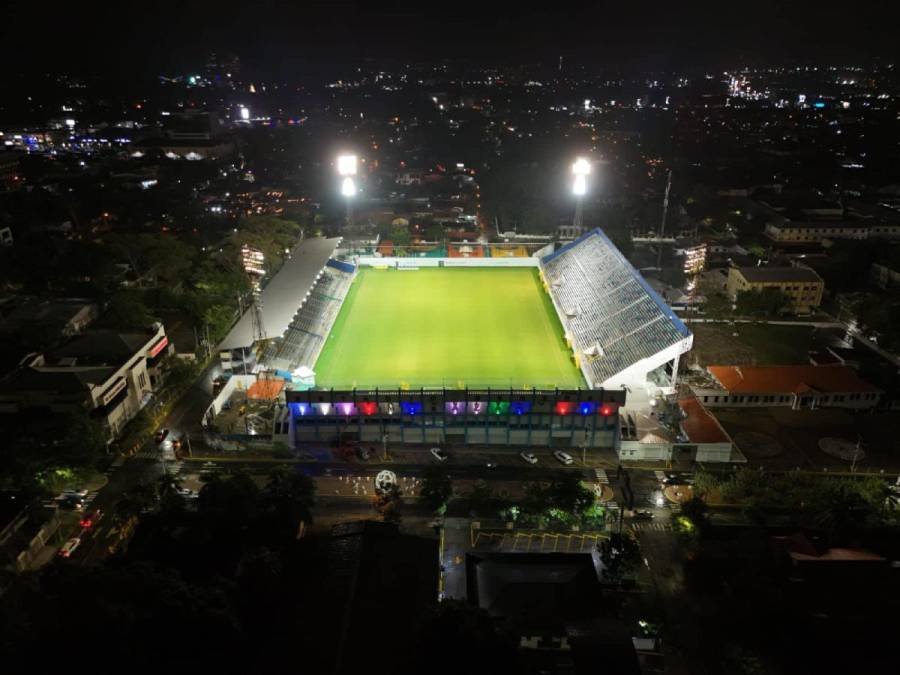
692, 364, 882, 410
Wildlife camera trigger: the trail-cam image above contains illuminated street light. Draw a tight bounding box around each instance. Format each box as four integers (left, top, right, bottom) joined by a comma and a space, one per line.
337, 153, 358, 176
239, 106, 250, 121
337, 154, 358, 228
571, 157, 591, 228
572, 174, 587, 196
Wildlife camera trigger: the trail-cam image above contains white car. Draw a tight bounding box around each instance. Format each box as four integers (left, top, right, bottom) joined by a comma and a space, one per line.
520, 452, 538, 465
553, 451, 575, 466
59, 537, 81, 558
430, 447, 448, 462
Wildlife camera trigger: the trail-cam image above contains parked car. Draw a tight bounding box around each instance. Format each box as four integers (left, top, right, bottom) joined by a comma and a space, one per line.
632, 510, 655, 521
58, 538, 81, 558
357, 447, 372, 461
154, 429, 169, 444
553, 451, 574, 466
520, 452, 538, 465
485, 462, 497, 470
430, 447, 448, 462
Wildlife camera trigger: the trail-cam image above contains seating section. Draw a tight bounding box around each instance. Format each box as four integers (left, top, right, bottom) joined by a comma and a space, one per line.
541, 230, 690, 388
264, 262, 355, 372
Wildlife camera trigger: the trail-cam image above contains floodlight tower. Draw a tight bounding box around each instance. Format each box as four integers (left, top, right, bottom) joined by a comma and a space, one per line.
571, 157, 591, 229
337, 153, 357, 229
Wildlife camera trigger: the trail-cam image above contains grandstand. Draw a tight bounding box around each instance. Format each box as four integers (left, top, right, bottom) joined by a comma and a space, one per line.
263, 259, 356, 377
540, 228, 693, 395
218, 236, 340, 373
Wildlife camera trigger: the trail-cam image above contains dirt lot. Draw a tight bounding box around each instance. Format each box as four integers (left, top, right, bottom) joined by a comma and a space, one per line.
685, 323, 829, 369
713, 407, 900, 473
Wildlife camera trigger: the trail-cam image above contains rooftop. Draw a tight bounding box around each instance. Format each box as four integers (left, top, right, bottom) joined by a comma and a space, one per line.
678, 396, 732, 444
707, 365, 880, 395
733, 266, 823, 284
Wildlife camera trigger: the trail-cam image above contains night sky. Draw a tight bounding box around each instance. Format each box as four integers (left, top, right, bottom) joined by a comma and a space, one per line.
3, 1, 898, 77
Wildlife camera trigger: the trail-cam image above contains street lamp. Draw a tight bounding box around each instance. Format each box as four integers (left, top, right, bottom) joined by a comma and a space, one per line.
571, 157, 591, 229
337, 153, 357, 228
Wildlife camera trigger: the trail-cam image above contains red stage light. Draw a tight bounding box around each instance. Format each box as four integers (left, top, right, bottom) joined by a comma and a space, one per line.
555, 402, 572, 416
360, 402, 378, 416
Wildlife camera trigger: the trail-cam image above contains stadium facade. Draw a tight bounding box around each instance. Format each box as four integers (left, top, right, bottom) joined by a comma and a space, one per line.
209, 229, 693, 452
279, 387, 626, 449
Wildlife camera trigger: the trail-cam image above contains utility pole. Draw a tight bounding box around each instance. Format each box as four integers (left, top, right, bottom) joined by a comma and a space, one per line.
657, 169, 672, 270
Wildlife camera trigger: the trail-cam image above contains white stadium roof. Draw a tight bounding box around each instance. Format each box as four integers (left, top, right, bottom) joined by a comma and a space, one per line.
541, 228, 692, 389
218, 236, 340, 351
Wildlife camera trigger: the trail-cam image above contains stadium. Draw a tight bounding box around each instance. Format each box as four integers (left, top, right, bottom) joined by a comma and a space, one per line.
212, 229, 693, 451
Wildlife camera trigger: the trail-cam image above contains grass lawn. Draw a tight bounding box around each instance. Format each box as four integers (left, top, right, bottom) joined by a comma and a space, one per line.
314, 267, 584, 389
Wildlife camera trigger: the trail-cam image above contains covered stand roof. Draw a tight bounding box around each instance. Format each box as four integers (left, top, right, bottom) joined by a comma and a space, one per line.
219, 236, 340, 351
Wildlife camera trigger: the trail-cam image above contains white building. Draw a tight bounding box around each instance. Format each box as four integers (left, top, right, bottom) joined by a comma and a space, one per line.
0, 324, 172, 438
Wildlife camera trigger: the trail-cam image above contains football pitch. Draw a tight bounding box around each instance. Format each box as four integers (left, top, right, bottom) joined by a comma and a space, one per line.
313, 267, 584, 389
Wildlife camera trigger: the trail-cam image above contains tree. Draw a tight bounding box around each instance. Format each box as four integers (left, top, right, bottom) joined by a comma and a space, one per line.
680, 496, 711, 534
599, 532, 642, 582
691, 469, 718, 499
157, 473, 186, 515
467, 480, 499, 517
106, 289, 155, 329
261, 467, 315, 538
116, 482, 159, 520
420, 465, 452, 514
546, 474, 595, 516
374, 484, 403, 524
402, 599, 521, 675
198, 471, 261, 524
736, 287, 789, 317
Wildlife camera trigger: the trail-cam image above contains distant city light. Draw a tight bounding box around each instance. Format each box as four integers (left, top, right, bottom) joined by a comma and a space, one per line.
584, 98, 591, 110
239, 106, 250, 121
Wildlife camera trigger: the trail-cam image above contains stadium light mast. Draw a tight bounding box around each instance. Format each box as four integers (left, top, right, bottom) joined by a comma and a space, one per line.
337, 153, 357, 229
571, 157, 591, 229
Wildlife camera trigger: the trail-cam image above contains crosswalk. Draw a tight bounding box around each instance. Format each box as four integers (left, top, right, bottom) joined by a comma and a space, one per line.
594, 469, 609, 484
165, 461, 184, 476
654, 470, 667, 483
631, 521, 672, 532
133, 445, 160, 459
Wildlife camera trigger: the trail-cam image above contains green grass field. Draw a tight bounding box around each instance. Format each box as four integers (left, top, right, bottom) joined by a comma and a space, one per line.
314, 267, 584, 389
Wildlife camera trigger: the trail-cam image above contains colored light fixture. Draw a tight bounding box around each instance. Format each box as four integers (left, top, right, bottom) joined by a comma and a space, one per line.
488, 401, 510, 416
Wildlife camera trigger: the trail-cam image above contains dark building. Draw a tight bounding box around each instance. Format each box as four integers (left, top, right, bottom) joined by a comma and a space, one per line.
466, 552, 641, 675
